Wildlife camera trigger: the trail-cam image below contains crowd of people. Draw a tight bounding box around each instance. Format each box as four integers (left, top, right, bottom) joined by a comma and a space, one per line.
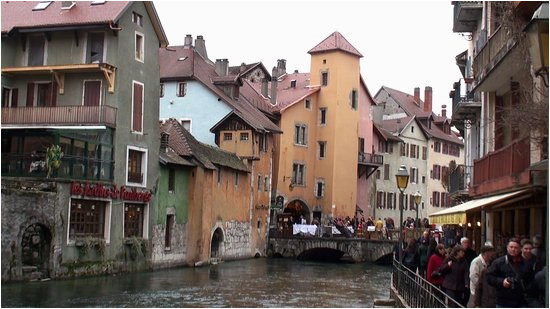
398, 229, 546, 308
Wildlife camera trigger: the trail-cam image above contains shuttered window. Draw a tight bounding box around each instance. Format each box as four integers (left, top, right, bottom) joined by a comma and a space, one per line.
83, 81, 101, 106
132, 82, 143, 132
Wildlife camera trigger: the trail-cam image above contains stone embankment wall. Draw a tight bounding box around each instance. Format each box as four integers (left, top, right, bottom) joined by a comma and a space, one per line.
151, 223, 187, 268
222, 220, 251, 260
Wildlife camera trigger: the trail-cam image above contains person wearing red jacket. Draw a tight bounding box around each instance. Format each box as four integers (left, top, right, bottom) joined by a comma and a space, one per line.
427, 243, 446, 289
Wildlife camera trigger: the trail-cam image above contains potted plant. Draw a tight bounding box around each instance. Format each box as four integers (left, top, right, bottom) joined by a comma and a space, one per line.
45, 144, 63, 178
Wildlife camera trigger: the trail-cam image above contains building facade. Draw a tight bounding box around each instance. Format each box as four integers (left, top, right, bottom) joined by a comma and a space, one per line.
444, 1, 548, 250
1, 1, 168, 281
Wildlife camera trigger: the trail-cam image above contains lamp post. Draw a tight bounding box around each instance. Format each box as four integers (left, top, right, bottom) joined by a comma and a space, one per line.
524, 2, 549, 87
413, 191, 422, 224
395, 165, 409, 263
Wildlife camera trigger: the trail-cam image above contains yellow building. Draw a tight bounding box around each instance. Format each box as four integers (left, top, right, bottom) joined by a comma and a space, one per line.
272, 32, 363, 223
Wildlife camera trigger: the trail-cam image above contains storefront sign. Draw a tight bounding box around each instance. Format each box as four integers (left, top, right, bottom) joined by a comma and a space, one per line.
70, 181, 152, 203
430, 213, 466, 225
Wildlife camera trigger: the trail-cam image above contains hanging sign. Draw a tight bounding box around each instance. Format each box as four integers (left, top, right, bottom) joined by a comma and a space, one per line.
70, 181, 152, 203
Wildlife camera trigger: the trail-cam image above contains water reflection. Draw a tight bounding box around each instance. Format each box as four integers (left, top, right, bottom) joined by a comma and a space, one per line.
2, 258, 391, 307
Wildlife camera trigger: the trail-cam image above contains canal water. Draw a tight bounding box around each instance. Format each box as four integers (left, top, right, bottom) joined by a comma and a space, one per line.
2, 258, 391, 307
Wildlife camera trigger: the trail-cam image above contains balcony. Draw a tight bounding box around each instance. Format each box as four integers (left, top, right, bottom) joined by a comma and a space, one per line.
470, 137, 531, 196
358, 152, 383, 179
1, 153, 113, 181
453, 1, 483, 33
1, 105, 117, 128
450, 80, 481, 133
473, 26, 521, 92
449, 165, 472, 198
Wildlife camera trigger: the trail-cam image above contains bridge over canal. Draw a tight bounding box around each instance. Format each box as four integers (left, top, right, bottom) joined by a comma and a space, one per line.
267, 236, 398, 263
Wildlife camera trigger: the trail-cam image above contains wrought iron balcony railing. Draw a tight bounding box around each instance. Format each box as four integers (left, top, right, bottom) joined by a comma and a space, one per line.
358, 152, 383, 165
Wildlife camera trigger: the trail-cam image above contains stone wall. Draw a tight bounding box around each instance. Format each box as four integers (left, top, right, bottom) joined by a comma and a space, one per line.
151, 223, 187, 269
222, 220, 251, 260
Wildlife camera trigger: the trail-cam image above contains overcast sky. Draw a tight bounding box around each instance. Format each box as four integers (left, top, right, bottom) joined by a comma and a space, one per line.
155, 1, 467, 117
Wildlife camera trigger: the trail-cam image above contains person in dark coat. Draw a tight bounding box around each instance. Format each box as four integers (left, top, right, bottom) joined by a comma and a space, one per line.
417, 230, 431, 278
461, 237, 477, 266
486, 238, 535, 308
474, 268, 496, 308
439, 245, 469, 307
402, 238, 420, 274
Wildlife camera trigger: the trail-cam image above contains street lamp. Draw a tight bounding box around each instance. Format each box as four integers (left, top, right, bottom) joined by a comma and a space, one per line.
524, 2, 549, 87
413, 191, 422, 223
395, 165, 409, 263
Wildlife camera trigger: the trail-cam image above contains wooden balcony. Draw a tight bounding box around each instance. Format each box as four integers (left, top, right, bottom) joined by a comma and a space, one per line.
1, 106, 116, 128
470, 137, 531, 196
358, 152, 383, 179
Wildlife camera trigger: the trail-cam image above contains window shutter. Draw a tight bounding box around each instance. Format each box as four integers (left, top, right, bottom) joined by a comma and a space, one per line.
133, 83, 143, 132
26, 83, 35, 107
11, 88, 18, 107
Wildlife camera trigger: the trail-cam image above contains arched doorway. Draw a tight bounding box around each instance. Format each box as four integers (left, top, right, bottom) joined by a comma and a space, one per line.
284, 200, 310, 224
21, 223, 51, 278
210, 228, 224, 258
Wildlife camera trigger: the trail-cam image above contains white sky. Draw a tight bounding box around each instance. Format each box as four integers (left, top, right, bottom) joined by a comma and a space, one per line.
155, 1, 468, 117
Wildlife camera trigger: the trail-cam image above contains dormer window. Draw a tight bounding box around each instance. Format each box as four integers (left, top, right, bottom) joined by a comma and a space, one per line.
290, 80, 297, 88
33, 1, 52, 11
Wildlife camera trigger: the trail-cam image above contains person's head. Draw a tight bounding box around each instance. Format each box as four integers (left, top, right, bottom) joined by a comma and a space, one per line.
423, 230, 429, 238
480, 245, 496, 262
407, 238, 416, 249
507, 238, 521, 257
460, 237, 470, 249
436, 243, 446, 256
451, 245, 465, 259
521, 239, 534, 259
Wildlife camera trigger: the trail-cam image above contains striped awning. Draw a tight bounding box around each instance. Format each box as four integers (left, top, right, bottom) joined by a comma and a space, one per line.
430, 189, 532, 225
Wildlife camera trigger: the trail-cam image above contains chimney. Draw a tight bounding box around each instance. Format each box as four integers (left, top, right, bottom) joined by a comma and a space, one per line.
294, 69, 299, 73
270, 67, 278, 105
184, 34, 193, 48
277, 59, 286, 76
215, 59, 228, 76
240, 62, 247, 73
414, 87, 420, 105
261, 78, 268, 97
160, 132, 170, 153
424, 86, 432, 113
194, 35, 208, 60
441, 104, 447, 118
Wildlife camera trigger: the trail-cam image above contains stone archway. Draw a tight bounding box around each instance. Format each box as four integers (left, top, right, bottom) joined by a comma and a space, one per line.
21, 223, 52, 279
284, 199, 310, 224
210, 228, 224, 259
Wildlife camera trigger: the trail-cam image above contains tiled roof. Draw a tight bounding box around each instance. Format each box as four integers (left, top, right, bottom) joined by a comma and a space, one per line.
1, 1, 168, 46
382, 117, 414, 134
308, 31, 363, 57
161, 119, 248, 172
228, 62, 271, 80
212, 75, 242, 85
373, 123, 403, 143
159, 46, 281, 134
159, 148, 195, 167
248, 72, 320, 112
379, 86, 432, 118
239, 79, 274, 114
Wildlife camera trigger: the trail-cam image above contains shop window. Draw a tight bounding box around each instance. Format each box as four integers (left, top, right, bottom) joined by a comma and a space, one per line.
69, 199, 107, 239
124, 203, 145, 238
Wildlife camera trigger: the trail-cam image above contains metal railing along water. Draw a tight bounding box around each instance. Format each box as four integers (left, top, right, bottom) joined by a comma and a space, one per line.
392, 257, 464, 308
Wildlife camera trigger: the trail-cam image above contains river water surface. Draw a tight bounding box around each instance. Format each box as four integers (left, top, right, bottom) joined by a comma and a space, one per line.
2, 258, 391, 307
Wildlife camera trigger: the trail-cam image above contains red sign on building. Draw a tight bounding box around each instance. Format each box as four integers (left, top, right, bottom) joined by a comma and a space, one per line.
70, 182, 152, 203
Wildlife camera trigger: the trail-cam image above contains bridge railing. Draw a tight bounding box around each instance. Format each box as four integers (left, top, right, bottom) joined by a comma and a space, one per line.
391, 258, 464, 308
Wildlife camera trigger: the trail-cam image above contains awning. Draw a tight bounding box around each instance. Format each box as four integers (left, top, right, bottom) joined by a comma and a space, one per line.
429, 189, 532, 225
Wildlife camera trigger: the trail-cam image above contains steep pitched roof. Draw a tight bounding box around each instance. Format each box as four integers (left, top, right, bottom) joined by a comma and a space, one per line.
373, 123, 404, 143
418, 122, 464, 146
308, 31, 363, 57
159, 148, 195, 167
378, 86, 432, 118
159, 46, 281, 134
383, 116, 414, 134
1, 1, 168, 46
239, 79, 275, 114
161, 119, 248, 172
228, 62, 272, 81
